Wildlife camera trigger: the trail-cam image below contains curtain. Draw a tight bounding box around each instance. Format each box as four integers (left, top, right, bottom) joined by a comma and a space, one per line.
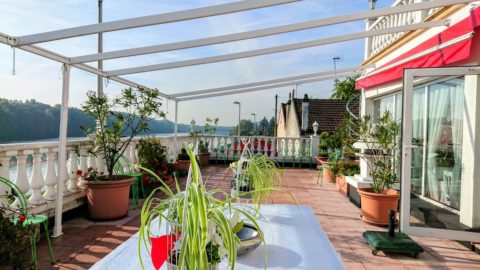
411, 89, 425, 194
448, 79, 464, 209
426, 85, 449, 201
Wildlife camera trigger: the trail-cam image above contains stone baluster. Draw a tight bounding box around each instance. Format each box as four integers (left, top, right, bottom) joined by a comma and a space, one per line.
270, 138, 277, 159
249, 137, 255, 153
78, 146, 88, 189
130, 142, 138, 165
61, 150, 70, 195
291, 139, 297, 159
44, 148, 57, 201
263, 138, 268, 157
88, 150, 97, 171
29, 149, 46, 204
67, 150, 80, 192
14, 151, 30, 207
0, 152, 12, 207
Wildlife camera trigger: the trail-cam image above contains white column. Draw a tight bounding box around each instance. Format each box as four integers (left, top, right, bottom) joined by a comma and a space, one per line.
53, 63, 71, 238
0, 152, 11, 206
44, 148, 57, 200
310, 135, 320, 157
174, 100, 179, 153
29, 149, 46, 204
460, 74, 480, 227
14, 151, 30, 207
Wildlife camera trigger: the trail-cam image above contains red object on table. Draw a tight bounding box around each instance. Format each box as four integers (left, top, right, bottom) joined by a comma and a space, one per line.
150, 234, 179, 270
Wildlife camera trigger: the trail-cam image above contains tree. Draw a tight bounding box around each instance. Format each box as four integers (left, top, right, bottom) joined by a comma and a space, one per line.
330, 75, 361, 101
231, 120, 254, 136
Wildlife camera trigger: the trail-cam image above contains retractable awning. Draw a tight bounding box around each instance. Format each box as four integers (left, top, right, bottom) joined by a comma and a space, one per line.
356, 7, 480, 90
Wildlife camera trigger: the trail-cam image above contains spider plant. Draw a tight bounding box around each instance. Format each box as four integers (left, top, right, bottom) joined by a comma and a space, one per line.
231, 154, 283, 205
138, 146, 265, 270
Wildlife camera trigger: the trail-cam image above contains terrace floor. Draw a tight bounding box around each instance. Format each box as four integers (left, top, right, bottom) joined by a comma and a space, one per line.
36, 166, 480, 270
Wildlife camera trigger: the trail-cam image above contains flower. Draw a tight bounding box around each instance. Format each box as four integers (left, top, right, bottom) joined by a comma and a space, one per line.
76, 169, 82, 176
18, 214, 26, 223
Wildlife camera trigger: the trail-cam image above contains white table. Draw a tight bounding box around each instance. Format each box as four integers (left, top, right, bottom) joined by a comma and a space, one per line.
91, 205, 345, 270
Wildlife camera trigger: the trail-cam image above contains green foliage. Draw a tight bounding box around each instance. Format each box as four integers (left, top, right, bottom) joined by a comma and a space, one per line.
204, 117, 219, 135
198, 140, 209, 154
330, 75, 361, 101
357, 111, 400, 193
177, 148, 190, 161
231, 117, 276, 136
137, 137, 174, 180
138, 146, 265, 270
81, 88, 165, 179
335, 161, 360, 176
0, 207, 35, 269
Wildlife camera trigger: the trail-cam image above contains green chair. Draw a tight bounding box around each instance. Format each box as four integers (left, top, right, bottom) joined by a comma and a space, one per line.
114, 156, 144, 208
317, 149, 341, 186
0, 177, 55, 269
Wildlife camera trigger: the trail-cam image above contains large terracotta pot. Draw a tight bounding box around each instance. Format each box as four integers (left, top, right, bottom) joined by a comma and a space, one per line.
85, 177, 134, 220
335, 175, 348, 196
320, 160, 335, 183
197, 152, 211, 166
358, 188, 400, 226
176, 160, 190, 172
314, 156, 328, 165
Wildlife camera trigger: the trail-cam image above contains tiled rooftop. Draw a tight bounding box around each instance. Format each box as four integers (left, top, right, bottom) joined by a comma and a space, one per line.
36, 166, 480, 270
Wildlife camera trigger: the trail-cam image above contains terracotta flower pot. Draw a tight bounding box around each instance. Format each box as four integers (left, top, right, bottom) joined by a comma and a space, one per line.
358, 188, 400, 226
314, 156, 328, 165
197, 152, 211, 166
335, 175, 348, 196
176, 160, 190, 172
319, 160, 335, 183
85, 177, 134, 220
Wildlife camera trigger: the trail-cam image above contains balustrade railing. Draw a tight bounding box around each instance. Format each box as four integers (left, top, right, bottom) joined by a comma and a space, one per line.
0, 135, 194, 217
366, 0, 442, 59
195, 135, 314, 165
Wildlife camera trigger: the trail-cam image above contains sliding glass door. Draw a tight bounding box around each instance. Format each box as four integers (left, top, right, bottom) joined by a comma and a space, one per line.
401, 66, 480, 242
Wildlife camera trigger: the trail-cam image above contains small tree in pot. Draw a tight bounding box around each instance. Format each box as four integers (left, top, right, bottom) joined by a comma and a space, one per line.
197, 117, 219, 166
81, 87, 164, 219
356, 111, 400, 226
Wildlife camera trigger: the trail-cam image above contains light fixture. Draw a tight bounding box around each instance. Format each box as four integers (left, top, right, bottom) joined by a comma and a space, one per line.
368, 0, 377, 10
313, 121, 319, 136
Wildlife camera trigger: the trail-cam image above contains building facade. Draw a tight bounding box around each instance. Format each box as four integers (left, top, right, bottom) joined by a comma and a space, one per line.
355, 1, 480, 239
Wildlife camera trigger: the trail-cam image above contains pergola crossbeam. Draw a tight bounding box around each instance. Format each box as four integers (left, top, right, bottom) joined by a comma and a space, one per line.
14, 0, 300, 46
178, 71, 361, 101
108, 19, 447, 76
172, 65, 372, 98
0, 32, 174, 100
71, 0, 473, 64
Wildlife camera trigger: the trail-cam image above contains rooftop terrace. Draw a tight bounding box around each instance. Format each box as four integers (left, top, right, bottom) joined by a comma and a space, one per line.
34, 166, 480, 270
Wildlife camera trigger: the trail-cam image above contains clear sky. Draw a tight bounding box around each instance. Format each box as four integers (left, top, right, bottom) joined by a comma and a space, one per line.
0, 0, 394, 126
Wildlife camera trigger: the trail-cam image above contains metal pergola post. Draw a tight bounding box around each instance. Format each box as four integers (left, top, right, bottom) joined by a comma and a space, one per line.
174, 101, 179, 154
53, 63, 71, 237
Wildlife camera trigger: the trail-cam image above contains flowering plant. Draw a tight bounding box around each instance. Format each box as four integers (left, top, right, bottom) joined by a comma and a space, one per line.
75, 167, 103, 181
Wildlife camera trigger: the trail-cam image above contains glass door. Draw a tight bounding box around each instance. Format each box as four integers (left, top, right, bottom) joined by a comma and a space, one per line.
401, 66, 480, 242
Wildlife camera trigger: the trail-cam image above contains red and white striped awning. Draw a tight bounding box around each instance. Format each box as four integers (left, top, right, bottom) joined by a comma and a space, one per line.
356, 7, 480, 90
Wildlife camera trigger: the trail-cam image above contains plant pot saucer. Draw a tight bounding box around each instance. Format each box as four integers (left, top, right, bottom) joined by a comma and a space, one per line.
360, 214, 398, 227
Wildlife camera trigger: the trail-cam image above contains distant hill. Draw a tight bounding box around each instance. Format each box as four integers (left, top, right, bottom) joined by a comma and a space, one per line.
0, 98, 232, 143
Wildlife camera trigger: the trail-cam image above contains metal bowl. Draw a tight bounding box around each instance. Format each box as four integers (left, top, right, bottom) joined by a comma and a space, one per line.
236, 223, 262, 256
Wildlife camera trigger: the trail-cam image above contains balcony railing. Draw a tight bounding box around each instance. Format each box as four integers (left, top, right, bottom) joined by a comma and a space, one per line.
0, 134, 315, 218
366, 0, 442, 59
195, 135, 314, 164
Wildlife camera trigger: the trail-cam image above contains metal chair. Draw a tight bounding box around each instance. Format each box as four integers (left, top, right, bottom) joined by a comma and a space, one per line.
0, 176, 55, 268
317, 149, 341, 186
114, 156, 144, 207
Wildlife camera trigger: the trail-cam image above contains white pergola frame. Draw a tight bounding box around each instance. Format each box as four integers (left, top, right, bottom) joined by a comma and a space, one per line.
0, 0, 473, 237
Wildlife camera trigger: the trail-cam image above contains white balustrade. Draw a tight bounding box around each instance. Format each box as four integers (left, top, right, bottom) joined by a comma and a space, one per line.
29, 149, 46, 204
366, 0, 442, 59
14, 151, 30, 207
0, 152, 11, 206
44, 148, 57, 201
67, 150, 80, 192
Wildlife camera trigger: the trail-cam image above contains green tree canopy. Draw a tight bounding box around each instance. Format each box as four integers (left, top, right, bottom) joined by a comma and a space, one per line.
330, 75, 361, 101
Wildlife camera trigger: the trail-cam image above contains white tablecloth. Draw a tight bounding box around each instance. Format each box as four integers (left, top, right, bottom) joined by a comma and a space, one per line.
91, 204, 345, 270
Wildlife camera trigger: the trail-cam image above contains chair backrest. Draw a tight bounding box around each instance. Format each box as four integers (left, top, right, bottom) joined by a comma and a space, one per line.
328, 149, 341, 163
114, 156, 136, 175
0, 177, 28, 216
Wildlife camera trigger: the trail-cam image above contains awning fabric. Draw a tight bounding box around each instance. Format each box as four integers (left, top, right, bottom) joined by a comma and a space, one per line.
356, 7, 480, 90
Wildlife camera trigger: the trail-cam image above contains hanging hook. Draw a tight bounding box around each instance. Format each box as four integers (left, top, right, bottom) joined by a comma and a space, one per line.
11, 47, 16, 76
104, 77, 110, 88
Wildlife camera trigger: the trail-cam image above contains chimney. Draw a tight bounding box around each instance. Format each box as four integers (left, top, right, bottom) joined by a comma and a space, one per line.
301, 94, 309, 131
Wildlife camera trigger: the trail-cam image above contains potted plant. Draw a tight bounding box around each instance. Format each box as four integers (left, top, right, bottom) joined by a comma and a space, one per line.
356, 111, 400, 226
175, 148, 191, 174
138, 146, 265, 270
80, 87, 164, 219
197, 140, 210, 166
315, 132, 330, 164
137, 137, 175, 195
334, 160, 360, 196
230, 154, 283, 204
196, 118, 219, 166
